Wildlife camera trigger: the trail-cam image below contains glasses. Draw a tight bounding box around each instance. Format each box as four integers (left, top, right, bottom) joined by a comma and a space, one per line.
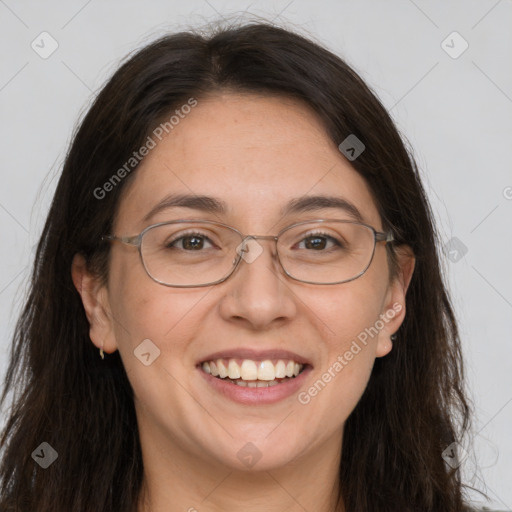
102, 219, 394, 287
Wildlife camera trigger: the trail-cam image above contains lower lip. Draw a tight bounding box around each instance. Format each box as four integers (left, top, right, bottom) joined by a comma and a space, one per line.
197, 365, 313, 405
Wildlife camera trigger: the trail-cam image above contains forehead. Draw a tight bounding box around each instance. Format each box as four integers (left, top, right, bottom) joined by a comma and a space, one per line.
115, 93, 381, 232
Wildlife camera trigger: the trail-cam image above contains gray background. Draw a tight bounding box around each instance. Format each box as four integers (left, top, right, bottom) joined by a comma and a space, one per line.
0, 0, 511, 508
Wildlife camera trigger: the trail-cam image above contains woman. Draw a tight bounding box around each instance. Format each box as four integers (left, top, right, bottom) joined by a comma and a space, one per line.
0, 21, 486, 511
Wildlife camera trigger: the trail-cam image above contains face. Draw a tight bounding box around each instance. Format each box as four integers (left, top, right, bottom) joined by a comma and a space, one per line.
74, 93, 414, 475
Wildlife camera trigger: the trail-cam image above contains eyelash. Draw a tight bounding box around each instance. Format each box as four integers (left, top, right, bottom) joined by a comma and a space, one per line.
166, 230, 342, 250
295, 231, 342, 250
166, 231, 217, 249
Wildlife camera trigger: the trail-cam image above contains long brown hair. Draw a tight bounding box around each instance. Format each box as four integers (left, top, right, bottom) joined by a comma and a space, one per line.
0, 21, 477, 511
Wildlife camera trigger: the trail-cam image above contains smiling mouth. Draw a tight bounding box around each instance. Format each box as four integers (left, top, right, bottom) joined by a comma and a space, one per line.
199, 358, 307, 387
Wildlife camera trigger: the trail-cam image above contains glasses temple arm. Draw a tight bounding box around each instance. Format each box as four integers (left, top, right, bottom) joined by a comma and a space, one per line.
375, 231, 394, 243
101, 234, 141, 246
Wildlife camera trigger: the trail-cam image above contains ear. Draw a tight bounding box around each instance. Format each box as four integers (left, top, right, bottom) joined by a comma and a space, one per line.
376, 244, 416, 357
71, 253, 118, 354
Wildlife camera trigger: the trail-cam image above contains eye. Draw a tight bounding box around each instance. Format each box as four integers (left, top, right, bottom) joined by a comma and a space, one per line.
296, 232, 341, 251
167, 232, 215, 251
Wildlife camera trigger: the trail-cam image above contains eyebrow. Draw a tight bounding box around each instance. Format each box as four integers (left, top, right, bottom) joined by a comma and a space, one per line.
142, 193, 364, 223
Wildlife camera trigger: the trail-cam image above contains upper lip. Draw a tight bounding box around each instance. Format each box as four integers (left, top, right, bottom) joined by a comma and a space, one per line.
197, 348, 312, 366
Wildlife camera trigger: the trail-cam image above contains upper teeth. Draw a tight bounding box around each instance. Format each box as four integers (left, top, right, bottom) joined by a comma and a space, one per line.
201, 359, 303, 381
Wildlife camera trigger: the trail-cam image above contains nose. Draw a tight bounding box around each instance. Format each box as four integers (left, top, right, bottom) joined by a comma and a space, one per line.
218, 237, 297, 330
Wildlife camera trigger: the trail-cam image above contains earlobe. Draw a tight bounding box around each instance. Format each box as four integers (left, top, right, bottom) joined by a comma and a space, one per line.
376, 337, 393, 358
71, 253, 118, 354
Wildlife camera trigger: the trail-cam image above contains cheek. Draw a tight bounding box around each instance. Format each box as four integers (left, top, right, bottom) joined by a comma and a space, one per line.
107, 277, 207, 417
300, 272, 388, 408
311, 275, 388, 346
110, 286, 202, 351
107, 253, 206, 369
109, 249, 187, 336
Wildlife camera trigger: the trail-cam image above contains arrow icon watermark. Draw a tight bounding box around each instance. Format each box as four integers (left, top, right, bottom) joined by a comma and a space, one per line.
338, 134, 365, 161
134, 338, 161, 366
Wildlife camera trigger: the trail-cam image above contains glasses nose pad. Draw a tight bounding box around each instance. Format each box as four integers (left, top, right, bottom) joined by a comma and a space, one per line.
234, 237, 264, 264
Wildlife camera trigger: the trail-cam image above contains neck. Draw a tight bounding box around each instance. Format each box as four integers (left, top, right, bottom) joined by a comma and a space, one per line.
136, 423, 345, 512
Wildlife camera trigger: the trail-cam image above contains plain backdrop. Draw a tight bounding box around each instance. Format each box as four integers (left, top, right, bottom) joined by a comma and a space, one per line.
0, 0, 511, 509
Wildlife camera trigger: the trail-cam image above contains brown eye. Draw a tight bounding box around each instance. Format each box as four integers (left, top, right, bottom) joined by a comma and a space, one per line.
181, 235, 205, 250
304, 236, 327, 250
166, 233, 214, 251
296, 233, 340, 251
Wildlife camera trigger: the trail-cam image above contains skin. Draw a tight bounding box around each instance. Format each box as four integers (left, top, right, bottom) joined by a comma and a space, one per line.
72, 93, 415, 512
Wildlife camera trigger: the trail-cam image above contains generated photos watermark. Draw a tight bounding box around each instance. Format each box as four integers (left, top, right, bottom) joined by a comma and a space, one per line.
93, 97, 198, 200
297, 302, 402, 405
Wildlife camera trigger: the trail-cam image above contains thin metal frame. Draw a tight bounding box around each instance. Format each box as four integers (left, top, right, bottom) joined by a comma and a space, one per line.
102, 218, 394, 288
